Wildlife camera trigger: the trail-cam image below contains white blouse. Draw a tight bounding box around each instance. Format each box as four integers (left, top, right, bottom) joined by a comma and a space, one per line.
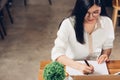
51, 16, 115, 61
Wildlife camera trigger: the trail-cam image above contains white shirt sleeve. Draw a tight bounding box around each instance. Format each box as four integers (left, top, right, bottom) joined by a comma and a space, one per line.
102, 17, 115, 50
51, 19, 70, 61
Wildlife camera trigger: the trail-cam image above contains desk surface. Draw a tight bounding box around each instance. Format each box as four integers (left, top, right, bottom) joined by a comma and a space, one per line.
38, 60, 120, 80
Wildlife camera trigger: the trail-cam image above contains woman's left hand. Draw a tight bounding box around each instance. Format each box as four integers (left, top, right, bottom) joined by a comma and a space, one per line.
97, 54, 110, 64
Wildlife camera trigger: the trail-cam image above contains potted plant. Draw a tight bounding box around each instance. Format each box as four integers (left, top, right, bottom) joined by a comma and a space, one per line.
43, 61, 66, 80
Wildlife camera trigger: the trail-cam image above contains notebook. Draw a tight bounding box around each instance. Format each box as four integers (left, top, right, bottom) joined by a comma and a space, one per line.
66, 61, 109, 75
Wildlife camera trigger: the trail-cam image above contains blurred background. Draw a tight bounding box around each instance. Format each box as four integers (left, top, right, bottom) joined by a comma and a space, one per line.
0, 0, 120, 80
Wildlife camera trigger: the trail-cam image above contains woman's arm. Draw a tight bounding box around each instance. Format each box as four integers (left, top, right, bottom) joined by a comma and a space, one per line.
97, 49, 112, 64
56, 55, 94, 74
97, 17, 114, 64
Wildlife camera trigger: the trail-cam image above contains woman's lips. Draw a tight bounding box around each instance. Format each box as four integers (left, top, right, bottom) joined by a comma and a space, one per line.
88, 19, 95, 21
87, 19, 96, 23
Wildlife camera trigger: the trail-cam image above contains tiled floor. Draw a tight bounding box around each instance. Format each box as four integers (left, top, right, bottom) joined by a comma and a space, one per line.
0, 0, 120, 80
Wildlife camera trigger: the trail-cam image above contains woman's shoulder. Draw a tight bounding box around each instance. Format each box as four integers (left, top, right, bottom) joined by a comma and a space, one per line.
63, 16, 75, 22
100, 16, 112, 22
59, 16, 75, 29
68, 16, 75, 21
59, 17, 71, 27
99, 16, 114, 29
60, 17, 71, 25
60, 16, 75, 27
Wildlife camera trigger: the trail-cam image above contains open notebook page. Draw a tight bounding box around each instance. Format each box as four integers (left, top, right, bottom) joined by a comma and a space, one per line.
66, 61, 109, 75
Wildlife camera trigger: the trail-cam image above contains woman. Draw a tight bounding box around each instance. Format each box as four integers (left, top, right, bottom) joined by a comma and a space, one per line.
51, 0, 114, 74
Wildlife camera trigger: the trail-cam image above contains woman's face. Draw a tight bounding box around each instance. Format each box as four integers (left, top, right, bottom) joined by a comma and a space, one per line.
84, 4, 101, 24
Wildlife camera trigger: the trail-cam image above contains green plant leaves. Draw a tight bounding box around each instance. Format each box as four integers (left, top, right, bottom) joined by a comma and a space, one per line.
43, 61, 65, 80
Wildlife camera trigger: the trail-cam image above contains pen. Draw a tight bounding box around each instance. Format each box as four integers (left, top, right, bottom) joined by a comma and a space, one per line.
84, 60, 90, 66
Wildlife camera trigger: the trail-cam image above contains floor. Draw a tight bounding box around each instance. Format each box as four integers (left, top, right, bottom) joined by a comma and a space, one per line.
0, 0, 120, 80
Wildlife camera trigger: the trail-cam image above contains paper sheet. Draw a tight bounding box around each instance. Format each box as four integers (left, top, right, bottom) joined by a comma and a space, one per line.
66, 61, 109, 75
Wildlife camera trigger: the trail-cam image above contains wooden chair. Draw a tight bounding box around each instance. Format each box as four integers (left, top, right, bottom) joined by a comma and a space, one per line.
0, 16, 5, 39
112, 0, 120, 30
0, 11, 7, 35
6, 1, 14, 24
24, 0, 27, 6
0, 0, 9, 39
0, 0, 14, 24
0, 30, 4, 39
48, 0, 52, 5
8, 0, 27, 6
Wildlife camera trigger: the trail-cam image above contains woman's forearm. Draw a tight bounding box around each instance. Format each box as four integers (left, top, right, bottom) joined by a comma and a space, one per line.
56, 55, 82, 70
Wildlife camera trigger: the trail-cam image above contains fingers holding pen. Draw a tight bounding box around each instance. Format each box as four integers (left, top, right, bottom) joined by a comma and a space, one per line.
85, 64, 94, 74
80, 64, 94, 74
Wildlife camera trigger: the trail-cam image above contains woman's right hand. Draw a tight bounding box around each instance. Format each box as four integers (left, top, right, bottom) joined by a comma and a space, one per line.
78, 63, 94, 74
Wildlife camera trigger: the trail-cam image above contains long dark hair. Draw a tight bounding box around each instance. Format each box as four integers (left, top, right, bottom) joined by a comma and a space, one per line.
71, 0, 108, 44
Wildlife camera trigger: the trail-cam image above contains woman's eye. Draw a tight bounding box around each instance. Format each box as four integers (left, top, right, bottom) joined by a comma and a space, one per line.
93, 11, 99, 14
